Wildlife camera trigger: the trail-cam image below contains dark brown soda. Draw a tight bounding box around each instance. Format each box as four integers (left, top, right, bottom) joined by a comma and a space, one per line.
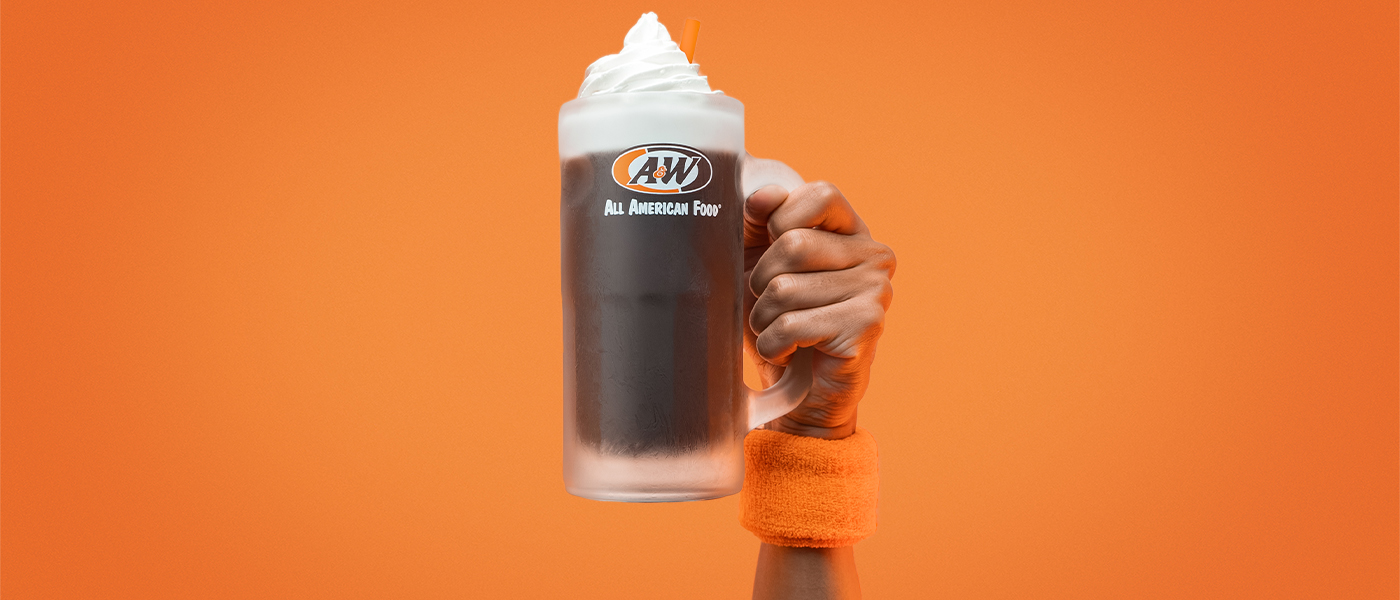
561, 150, 744, 456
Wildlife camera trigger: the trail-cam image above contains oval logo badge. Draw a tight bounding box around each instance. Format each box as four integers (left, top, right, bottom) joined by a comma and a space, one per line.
610, 144, 712, 194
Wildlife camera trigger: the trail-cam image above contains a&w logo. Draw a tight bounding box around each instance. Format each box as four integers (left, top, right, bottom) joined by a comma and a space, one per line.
610, 144, 712, 194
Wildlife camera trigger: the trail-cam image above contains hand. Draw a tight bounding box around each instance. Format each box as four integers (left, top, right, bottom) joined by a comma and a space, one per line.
741, 156, 896, 440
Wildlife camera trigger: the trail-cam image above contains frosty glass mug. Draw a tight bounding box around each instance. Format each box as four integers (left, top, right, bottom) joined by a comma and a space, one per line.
559, 92, 812, 502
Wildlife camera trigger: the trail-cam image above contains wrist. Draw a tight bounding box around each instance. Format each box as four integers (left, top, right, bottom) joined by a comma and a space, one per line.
766, 413, 857, 440
739, 426, 880, 548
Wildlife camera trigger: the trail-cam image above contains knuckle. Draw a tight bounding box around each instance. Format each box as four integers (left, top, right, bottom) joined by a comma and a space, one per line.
809, 180, 843, 202
774, 228, 814, 259
773, 312, 801, 337
767, 273, 798, 302
869, 242, 897, 274
846, 267, 884, 295
856, 299, 886, 331
878, 278, 894, 306
772, 230, 817, 265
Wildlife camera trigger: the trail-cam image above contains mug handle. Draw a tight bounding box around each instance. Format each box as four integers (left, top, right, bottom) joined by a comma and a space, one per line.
740, 153, 815, 430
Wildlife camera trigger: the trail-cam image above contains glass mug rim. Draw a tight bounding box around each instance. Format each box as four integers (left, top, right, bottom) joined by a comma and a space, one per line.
560, 90, 743, 116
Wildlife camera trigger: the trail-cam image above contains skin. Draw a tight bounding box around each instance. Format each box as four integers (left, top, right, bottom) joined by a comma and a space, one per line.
741, 157, 896, 600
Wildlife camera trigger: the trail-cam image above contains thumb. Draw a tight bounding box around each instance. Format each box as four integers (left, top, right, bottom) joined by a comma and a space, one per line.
743, 185, 788, 249
741, 154, 806, 248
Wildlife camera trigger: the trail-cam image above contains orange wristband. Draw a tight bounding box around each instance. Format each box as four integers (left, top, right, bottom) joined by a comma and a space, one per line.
739, 427, 879, 548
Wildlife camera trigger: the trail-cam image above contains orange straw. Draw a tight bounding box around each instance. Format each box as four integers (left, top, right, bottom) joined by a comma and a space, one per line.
679, 19, 701, 63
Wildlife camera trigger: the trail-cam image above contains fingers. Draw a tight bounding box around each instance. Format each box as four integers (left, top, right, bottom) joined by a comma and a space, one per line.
737, 166, 895, 373
744, 180, 869, 250
767, 181, 867, 238
752, 298, 887, 364
749, 230, 896, 297
749, 269, 894, 334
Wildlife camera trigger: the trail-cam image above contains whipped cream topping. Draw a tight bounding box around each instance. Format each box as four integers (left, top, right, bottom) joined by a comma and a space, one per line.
577, 13, 718, 97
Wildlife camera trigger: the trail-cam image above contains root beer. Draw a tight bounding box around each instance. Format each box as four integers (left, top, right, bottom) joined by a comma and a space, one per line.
561, 148, 743, 455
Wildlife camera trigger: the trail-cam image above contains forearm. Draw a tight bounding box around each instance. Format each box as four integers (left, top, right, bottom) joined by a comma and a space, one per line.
753, 543, 861, 600
753, 414, 860, 599
742, 426, 877, 599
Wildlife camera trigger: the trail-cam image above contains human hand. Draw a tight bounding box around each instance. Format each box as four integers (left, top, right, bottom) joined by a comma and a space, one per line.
741, 156, 896, 440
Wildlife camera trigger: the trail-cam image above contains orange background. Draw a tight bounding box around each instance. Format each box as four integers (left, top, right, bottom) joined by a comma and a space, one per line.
3, 1, 1396, 598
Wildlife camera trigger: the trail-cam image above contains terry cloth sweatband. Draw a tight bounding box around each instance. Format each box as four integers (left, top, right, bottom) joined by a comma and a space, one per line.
739, 427, 879, 548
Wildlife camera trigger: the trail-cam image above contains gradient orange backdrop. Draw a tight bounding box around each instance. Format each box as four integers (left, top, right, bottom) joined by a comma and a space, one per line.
4, 1, 1396, 598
